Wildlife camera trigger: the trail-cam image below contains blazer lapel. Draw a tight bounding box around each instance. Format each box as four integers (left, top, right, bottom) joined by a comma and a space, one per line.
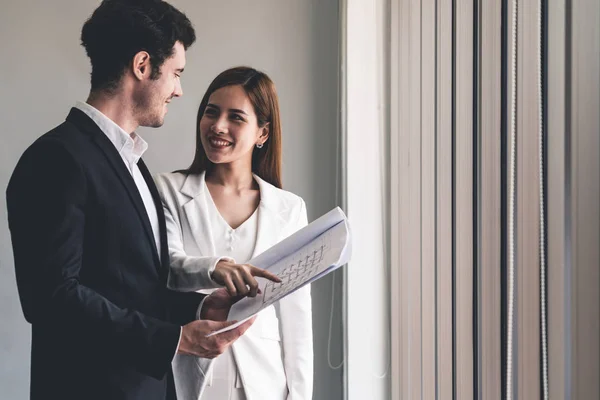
177, 171, 288, 260
66, 108, 161, 268
180, 172, 216, 257
250, 175, 286, 259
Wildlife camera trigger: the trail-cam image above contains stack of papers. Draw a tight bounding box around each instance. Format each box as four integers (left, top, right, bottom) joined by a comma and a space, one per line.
208, 207, 352, 336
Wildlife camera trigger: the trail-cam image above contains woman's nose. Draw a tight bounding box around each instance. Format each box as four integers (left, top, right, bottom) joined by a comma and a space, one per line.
211, 117, 228, 134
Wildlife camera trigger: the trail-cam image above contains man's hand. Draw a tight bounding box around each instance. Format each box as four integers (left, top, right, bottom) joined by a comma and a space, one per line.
178, 287, 256, 358
177, 317, 256, 358
212, 260, 281, 297
200, 287, 239, 321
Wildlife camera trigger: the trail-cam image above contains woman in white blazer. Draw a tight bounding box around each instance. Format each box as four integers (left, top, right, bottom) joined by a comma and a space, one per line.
155, 67, 313, 400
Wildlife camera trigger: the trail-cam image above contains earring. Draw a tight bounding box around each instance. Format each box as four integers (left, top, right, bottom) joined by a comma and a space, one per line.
256, 143, 264, 149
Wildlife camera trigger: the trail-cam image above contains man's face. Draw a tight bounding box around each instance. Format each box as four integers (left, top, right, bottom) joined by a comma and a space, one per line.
134, 41, 185, 128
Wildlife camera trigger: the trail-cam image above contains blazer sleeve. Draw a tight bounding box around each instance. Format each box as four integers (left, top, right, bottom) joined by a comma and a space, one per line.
6, 140, 180, 380
277, 198, 314, 400
154, 173, 226, 292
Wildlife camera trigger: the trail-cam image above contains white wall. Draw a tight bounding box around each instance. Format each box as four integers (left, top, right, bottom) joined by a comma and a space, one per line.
0, 1, 343, 399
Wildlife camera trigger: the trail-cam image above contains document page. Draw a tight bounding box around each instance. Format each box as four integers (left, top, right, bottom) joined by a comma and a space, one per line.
207, 207, 351, 336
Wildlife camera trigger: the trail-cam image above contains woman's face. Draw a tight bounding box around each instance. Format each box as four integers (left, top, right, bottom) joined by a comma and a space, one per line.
199, 85, 268, 167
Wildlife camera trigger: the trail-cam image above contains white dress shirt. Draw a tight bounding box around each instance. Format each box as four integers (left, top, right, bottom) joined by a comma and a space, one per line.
75, 101, 161, 255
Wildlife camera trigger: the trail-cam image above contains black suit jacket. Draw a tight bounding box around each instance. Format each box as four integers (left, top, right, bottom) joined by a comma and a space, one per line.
6, 108, 203, 400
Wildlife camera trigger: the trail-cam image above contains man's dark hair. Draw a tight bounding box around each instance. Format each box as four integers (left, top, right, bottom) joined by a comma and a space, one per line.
81, 0, 196, 92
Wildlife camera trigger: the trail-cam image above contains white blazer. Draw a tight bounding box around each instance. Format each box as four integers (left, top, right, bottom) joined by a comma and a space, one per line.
154, 171, 313, 400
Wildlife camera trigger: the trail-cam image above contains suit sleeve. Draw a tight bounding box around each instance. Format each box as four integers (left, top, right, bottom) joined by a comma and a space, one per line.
154, 173, 227, 292
278, 198, 314, 400
6, 139, 180, 380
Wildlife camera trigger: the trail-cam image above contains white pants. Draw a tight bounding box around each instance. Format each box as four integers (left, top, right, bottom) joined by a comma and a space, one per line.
199, 347, 246, 400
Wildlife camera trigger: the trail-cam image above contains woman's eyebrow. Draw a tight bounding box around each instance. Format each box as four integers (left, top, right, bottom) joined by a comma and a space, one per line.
229, 108, 248, 116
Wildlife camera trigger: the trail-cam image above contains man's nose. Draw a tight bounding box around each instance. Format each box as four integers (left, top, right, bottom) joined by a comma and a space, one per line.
173, 80, 183, 97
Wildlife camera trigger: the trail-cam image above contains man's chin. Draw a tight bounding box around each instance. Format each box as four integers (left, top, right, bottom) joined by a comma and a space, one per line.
141, 118, 165, 128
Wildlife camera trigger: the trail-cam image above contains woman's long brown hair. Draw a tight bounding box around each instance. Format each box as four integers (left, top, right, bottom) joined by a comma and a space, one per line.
182, 66, 283, 188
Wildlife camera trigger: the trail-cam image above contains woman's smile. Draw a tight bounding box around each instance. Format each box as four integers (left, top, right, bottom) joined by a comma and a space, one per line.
207, 135, 233, 149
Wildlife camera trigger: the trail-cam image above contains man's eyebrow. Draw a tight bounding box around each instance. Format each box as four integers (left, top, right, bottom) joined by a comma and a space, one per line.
176, 68, 184, 73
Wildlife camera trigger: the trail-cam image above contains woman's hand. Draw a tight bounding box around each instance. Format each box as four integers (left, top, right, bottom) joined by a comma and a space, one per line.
211, 260, 281, 297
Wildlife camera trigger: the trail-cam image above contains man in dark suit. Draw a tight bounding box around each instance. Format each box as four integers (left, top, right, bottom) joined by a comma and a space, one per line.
5, 1, 276, 399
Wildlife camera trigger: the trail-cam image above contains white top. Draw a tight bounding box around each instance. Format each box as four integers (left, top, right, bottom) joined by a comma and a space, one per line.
200, 179, 259, 399
74, 101, 161, 256
205, 183, 259, 264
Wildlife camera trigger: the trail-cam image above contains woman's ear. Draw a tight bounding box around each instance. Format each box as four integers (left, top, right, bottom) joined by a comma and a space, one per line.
259, 122, 270, 144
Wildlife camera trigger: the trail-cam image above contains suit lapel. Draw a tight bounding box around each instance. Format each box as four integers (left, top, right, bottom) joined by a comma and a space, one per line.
66, 108, 161, 269
180, 172, 217, 257
138, 159, 169, 273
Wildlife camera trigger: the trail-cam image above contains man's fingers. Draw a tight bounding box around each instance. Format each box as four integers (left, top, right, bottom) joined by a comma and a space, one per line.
235, 316, 257, 335
249, 266, 281, 283
216, 317, 256, 343
202, 319, 238, 330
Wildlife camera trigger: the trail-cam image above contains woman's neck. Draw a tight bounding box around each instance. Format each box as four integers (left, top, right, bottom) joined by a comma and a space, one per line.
206, 163, 257, 191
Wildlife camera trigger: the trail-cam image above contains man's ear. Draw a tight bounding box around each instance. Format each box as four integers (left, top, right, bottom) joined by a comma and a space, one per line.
132, 51, 152, 81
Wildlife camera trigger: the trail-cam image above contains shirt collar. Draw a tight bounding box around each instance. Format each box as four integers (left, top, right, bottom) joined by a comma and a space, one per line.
75, 101, 148, 167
